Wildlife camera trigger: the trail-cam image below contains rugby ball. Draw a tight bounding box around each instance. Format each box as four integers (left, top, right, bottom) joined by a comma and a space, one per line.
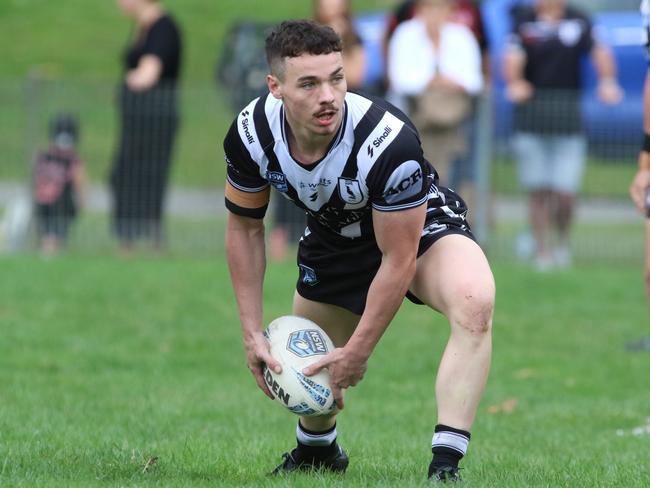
263, 315, 336, 416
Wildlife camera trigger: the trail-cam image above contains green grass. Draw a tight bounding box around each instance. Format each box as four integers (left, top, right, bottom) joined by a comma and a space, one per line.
1, 254, 649, 487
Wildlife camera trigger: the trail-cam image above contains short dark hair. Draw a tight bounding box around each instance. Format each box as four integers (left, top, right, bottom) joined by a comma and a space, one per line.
265, 20, 342, 79
50, 113, 79, 143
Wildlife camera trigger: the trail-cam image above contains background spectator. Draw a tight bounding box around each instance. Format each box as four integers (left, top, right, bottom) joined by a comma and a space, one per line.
110, 0, 182, 254
385, 1, 488, 218
314, 0, 367, 90
33, 113, 86, 256
503, 0, 623, 271
387, 0, 483, 192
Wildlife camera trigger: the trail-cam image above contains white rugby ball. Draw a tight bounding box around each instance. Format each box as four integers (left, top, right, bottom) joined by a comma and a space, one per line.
263, 315, 336, 416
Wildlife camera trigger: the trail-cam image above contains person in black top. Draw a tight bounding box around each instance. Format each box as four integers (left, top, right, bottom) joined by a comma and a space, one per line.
503, 0, 622, 271
111, 0, 182, 253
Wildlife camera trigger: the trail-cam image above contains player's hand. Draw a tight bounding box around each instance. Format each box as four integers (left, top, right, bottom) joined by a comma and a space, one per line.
302, 346, 368, 410
243, 331, 282, 400
505, 80, 534, 104
629, 168, 650, 213
597, 78, 624, 105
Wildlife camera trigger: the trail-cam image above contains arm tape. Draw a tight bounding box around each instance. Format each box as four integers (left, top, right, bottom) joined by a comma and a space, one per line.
643, 133, 650, 154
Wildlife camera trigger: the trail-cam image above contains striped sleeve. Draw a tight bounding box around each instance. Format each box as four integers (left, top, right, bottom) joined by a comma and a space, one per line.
223, 118, 270, 218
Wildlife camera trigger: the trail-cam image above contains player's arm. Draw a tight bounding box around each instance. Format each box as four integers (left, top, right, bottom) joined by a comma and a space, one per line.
304, 203, 426, 408
590, 44, 623, 105
126, 55, 163, 92
225, 184, 282, 399
631, 68, 650, 213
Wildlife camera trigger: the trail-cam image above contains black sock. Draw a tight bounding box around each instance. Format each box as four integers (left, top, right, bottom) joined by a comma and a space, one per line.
430, 424, 471, 470
295, 422, 338, 460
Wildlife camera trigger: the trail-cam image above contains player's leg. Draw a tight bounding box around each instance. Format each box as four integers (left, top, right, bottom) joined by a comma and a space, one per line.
409, 233, 494, 479
271, 293, 359, 474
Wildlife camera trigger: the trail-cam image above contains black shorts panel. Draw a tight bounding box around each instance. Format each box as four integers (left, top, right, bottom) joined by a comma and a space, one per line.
296, 186, 474, 315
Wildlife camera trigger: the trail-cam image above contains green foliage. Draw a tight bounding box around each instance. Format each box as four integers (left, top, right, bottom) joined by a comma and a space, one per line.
0, 255, 649, 486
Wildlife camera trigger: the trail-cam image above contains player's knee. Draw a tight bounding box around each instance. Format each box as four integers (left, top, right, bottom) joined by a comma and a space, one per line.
448, 282, 494, 336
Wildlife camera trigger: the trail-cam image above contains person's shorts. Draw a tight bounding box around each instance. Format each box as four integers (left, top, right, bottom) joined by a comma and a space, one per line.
646, 190, 650, 219
513, 132, 586, 194
296, 186, 475, 315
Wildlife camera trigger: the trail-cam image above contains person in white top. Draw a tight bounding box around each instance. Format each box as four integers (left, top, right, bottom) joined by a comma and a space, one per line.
387, 0, 483, 190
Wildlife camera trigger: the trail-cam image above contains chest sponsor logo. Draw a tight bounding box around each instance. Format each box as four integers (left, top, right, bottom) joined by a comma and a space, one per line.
240, 110, 255, 144
558, 20, 583, 47
338, 177, 364, 204
266, 171, 288, 192
299, 178, 332, 190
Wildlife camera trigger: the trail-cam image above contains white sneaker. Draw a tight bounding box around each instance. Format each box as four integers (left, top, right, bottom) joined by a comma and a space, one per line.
534, 254, 555, 272
553, 246, 572, 268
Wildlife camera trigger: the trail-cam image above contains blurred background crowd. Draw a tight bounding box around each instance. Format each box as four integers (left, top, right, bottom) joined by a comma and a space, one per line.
0, 0, 646, 271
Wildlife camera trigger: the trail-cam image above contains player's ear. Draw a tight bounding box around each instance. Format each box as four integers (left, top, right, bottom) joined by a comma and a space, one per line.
267, 74, 283, 100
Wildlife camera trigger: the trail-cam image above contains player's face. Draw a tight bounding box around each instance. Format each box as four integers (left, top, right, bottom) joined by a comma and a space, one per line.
269, 52, 347, 139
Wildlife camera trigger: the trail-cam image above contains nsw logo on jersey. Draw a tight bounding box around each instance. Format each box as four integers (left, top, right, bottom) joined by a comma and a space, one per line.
266, 171, 288, 192
338, 178, 364, 204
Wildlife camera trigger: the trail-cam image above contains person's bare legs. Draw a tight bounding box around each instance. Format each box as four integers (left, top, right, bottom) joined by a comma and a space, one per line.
409, 234, 494, 431
552, 190, 575, 266
529, 188, 553, 267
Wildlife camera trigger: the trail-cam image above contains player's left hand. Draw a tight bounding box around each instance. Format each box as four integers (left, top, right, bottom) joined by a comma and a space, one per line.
597, 78, 624, 105
302, 346, 368, 410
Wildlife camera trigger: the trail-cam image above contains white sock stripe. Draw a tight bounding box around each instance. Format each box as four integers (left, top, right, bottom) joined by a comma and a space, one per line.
432, 432, 469, 455
296, 424, 337, 447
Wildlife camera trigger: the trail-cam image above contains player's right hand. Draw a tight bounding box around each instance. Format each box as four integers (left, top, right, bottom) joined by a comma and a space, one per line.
244, 331, 282, 400
629, 167, 650, 214
505, 80, 534, 104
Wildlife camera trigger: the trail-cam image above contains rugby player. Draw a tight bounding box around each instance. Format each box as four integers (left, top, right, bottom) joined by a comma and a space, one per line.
223, 19, 494, 482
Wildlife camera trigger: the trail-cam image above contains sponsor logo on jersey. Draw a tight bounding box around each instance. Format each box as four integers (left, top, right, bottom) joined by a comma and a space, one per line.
240, 110, 255, 144
266, 171, 288, 192
367, 125, 392, 158
299, 178, 332, 189
338, 177, 364, 204
382, 160, 424, 204
299, 264, 319, 286
286, 329, 328, 358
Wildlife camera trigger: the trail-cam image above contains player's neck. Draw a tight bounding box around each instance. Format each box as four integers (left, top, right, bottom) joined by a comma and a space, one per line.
285, 119, 341, 166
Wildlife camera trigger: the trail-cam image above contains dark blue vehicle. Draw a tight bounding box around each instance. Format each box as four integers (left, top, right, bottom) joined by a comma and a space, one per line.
354, 0, 647, 152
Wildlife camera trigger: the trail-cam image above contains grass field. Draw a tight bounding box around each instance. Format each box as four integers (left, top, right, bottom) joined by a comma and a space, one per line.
1, 254, 649, 487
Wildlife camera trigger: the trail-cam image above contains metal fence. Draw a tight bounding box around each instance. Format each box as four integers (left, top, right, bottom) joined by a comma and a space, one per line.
0, 76, 644, 265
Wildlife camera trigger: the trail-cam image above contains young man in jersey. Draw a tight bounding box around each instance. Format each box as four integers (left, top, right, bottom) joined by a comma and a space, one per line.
223, 20, 494, 482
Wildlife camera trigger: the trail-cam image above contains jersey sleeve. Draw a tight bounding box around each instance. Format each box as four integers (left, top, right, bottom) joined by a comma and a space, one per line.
223, 118, 270, 219
365, 126, 431, 212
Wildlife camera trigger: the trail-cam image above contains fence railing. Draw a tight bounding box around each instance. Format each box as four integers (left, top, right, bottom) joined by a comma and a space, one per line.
0, 76, 644, 264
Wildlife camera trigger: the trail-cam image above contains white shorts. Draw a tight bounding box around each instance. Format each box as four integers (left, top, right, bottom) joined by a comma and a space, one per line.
512, 132, 586, 194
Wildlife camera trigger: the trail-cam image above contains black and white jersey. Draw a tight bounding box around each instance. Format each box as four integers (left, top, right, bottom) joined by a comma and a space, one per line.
223, 91, 440, 242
